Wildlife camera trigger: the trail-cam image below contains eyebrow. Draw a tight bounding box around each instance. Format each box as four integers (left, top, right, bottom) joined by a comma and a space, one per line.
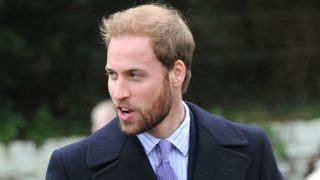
106, 66, 144, 73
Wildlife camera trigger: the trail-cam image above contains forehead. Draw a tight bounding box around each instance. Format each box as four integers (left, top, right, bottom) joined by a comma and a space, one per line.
106, 35, 160, 70
109, 35, 153, 54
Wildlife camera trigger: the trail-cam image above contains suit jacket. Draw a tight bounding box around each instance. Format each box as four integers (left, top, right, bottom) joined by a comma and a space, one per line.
46, 102, 283, 180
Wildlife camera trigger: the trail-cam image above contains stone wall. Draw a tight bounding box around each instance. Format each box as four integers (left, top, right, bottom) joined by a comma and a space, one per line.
0, 137, 81, 180
273, 119, 320, 180
0, 119, 320, 180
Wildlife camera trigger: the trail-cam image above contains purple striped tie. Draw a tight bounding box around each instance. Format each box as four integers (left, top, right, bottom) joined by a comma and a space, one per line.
156, 140, 178, 180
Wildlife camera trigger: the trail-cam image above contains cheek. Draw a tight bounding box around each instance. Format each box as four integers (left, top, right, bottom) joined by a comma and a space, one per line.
137, 82, 164, 99
107, 80, 114, 95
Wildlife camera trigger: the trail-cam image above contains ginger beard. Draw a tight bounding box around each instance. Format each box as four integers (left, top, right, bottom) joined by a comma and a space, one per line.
116, 77, 172, 135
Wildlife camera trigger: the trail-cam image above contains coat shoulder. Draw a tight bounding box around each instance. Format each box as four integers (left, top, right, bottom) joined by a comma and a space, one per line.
52, 119, 123, 167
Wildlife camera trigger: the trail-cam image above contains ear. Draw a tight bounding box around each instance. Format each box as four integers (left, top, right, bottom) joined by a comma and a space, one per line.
169, 60, 186, 88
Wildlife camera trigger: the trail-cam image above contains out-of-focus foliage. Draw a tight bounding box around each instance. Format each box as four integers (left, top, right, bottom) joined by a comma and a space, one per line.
25, 105, 63, 144
1, 0, 320, 142
0, 108, 25, 144
185, 0, 320, 107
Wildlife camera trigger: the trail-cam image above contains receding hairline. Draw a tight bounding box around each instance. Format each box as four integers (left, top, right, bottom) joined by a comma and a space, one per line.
100, 3, 189, 45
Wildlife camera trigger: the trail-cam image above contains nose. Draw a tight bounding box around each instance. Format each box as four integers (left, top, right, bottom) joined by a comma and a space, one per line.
109, 77, 130, 101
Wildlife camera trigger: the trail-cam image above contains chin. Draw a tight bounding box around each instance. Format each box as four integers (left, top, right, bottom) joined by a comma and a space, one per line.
120, 123, 141, 135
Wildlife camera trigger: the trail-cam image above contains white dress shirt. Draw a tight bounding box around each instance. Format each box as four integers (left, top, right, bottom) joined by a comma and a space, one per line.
137, 102, 190, 180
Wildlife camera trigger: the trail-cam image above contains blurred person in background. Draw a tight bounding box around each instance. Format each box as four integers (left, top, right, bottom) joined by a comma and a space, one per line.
46, 3, 282, 180
305, 150, 320, 180
91, 99, 116, 133
306, 160, 320, 180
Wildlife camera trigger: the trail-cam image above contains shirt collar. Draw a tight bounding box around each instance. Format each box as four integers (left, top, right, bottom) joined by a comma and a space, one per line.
137, 102, 190, 156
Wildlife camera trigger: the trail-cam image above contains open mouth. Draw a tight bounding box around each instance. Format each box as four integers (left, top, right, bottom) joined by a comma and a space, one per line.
117, 106, 134, 117
120, 107, 130, 115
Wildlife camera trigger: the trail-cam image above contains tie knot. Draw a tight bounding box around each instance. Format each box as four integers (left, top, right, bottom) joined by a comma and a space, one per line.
158, 140, 172, 160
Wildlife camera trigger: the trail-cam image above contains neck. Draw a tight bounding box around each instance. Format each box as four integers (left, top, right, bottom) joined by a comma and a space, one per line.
148, 99, 185, 139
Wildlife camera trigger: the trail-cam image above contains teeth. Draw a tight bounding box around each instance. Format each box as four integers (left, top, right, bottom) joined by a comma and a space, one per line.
121, 108, 129, 114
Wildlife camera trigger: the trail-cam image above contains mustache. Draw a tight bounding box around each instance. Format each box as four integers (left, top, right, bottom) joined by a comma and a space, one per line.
112, 100, 135, 109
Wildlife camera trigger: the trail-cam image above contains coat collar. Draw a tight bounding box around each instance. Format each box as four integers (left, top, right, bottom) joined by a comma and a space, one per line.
186, 101, 248, 146
187, 102, 251, 180
86, 119, 126, 168
87, 119, 156, 180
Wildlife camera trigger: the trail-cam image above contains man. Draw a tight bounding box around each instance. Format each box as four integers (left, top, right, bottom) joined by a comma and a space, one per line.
46, 3, 283, 180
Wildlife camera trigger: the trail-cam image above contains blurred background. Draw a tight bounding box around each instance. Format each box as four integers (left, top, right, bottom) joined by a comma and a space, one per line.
1, 0, 320, 179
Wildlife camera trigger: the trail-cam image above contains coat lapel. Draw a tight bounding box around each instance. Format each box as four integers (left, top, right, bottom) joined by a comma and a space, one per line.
86, 119, 156, 180
187, 102, 251, 180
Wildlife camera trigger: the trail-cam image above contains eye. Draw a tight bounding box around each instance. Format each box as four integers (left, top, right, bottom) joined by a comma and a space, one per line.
106, 71, 118, 80
129, 71, 143, 80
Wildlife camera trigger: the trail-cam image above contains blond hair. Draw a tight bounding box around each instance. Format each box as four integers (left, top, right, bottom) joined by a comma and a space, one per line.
100, 3, 195, 93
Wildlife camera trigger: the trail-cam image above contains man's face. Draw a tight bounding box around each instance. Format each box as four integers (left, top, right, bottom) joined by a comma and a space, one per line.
106, 35, 173, 135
